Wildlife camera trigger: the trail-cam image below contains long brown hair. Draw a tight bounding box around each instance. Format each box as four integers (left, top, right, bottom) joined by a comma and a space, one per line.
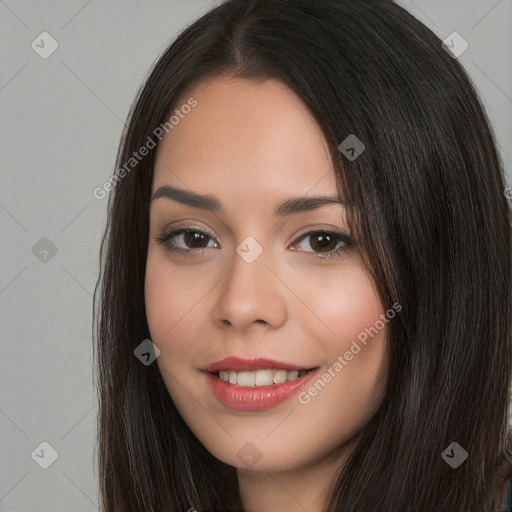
93, 0, 512, 510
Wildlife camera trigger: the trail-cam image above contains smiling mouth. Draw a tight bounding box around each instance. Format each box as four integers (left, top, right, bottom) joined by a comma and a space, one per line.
210, 368, 317, 387
204, 366, 322, 411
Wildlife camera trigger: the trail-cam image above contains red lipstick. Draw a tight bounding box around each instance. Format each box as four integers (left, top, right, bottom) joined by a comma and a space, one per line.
202, 357, 320, 411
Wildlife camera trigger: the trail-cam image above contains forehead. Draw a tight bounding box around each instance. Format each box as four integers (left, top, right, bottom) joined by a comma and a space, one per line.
152, 76, 338, 200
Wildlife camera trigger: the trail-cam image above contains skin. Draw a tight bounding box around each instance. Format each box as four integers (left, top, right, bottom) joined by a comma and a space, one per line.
145, 75, 389, 512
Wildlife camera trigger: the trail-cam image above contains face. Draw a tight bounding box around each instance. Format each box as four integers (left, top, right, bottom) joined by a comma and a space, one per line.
145, 76, 389, 473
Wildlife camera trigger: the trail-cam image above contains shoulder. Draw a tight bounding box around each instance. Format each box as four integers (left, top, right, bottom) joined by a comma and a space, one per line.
492, 477, 511, 512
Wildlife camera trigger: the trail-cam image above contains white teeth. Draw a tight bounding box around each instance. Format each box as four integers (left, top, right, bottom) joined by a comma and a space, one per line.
287, 370, 299, 381
255, 369, 273, 386
273, 369, 288, 384
217, 368, 308, 386
237, 371, 255, 387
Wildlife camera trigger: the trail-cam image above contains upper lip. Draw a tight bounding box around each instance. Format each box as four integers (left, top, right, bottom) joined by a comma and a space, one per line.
204, 357, 316, 372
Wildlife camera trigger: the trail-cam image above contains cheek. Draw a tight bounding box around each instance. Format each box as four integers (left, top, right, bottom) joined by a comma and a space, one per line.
293, 270, 388, 448
145, 259, 172, 338
296, 263, 388, 408
294, 260, 385, 349
144, 253, 217, 377
144, 255, 203, 337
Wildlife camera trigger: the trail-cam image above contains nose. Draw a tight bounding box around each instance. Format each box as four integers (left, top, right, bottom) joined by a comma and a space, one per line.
211, 245, 288, 331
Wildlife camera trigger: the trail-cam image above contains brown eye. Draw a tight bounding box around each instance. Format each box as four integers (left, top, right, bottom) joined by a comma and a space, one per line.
307, 232, 338, 252
155, 227, 218, 256
182, 231, 211, 248
292, 230, 355, 261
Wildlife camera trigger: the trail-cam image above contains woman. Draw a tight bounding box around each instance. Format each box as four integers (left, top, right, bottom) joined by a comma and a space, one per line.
93, 0, 512, 510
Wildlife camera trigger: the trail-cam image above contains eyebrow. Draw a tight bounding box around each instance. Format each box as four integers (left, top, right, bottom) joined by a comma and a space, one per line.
151, 184, 344, 216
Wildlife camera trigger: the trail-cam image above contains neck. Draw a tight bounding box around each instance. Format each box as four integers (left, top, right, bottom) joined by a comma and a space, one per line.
237, 444, 349, 512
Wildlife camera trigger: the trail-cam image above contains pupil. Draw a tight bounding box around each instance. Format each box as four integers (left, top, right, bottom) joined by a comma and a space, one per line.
312, 233, 334, 252
185, 231, 208, 248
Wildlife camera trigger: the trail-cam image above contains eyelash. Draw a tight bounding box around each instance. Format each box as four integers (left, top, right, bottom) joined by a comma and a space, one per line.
155, 226, 355, 261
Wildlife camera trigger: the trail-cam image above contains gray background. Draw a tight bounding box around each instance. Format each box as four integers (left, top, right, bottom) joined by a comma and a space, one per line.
1, 0, 511, 510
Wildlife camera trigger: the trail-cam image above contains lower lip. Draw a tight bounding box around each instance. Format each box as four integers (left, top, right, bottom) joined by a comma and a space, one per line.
203, 368, 320, 411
